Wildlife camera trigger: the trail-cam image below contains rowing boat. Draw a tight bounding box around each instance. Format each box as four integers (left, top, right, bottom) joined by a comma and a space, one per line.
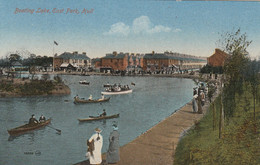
79, 80, 90, 85
74, 97, 110, 103
101, 89, 133, 95
103, 84, 112, 87
78, 114, 120, 122
7, 119, 51, 136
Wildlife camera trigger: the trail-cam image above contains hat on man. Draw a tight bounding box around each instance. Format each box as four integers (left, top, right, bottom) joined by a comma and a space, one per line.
95, 128, 102, 133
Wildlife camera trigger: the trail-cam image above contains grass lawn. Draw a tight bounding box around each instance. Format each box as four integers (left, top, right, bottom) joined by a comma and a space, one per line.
174, 84, 260, 165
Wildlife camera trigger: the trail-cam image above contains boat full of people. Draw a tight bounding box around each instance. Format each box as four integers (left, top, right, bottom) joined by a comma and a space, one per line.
74, 95, 110, 103
101, 84, 132, 95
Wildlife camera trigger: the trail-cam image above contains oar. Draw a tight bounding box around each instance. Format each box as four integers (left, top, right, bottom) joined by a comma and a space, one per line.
47, 125, 61, 133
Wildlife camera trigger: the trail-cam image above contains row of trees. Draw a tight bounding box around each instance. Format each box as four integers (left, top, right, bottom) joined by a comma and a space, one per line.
218, 29, 260, 138
0, 52, 53, 68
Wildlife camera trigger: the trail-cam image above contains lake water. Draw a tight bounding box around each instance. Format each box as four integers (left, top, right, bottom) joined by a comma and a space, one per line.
0, 75, 195, 165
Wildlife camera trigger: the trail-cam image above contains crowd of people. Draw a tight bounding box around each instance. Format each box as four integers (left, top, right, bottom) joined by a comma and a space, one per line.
105, 84, 130, 92
86, 123, 120, 165
192, 82, 217, 113
192, 83, 207, 114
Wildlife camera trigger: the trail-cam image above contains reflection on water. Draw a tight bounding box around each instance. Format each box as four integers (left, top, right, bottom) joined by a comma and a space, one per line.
0, 75, 194, 165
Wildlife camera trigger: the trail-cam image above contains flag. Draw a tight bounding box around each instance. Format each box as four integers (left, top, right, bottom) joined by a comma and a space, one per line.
54, 41, 58, 45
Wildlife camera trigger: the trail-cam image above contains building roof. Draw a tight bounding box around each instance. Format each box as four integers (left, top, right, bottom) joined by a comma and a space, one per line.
144, 53, 206, 62
92, 58, 101, 62
103, 53, 126, 59
58, 52, 90, 60
144, 53, 169, 59
208, 49, 229, 59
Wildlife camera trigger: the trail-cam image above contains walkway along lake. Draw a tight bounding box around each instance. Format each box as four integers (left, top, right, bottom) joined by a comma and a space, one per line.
0, 75, 195, 165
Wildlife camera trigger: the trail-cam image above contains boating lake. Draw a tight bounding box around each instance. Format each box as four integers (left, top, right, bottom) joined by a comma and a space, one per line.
0, 75, 195, 165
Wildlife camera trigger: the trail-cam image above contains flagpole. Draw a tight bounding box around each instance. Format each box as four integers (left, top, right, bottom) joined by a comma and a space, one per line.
53, 42, 55, 72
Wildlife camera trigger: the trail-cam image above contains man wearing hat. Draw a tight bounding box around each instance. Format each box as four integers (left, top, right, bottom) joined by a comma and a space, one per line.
86, 128, 103, 165
100, 109, 107, 117
28, 114, 39, 125
106, 123, 120, 164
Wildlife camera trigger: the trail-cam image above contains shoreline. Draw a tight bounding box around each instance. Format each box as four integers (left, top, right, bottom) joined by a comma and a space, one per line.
33, 71, 205, 79
75, 84, 220, 165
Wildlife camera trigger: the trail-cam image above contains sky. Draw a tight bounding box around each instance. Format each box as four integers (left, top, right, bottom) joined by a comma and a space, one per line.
0, 0, 260, 59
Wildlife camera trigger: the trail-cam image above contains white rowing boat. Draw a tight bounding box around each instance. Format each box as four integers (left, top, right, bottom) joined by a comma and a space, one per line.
101, 89, 133, 95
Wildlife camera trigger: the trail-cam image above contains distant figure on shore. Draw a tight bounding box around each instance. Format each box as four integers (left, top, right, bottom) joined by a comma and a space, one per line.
193, 88, 197, 96
39, 115, 46, 122
29, 114, 39, 125
88, 95, 93, 100
197, 95, 203, 114
192, 95, 198, 113
106, 123, 120, 164
86, 128, 103, 165
200, 90, 205, 106
100, 109, 107, 117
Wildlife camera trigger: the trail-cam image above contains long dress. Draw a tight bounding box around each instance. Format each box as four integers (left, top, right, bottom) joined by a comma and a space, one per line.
86, 133, 103, 165
106, 130, 120, 163
197, 96, 203, 114
192, 97, 198, 113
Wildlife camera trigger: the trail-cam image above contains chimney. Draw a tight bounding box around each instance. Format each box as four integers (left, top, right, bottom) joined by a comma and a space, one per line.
73, 51, 78, 55
113, 51, 117, 56
152, 51, 155, 55
82, 52, 86, 55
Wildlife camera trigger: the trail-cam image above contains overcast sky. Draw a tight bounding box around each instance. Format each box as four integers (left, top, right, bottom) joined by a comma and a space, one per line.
0, 0, 260, 59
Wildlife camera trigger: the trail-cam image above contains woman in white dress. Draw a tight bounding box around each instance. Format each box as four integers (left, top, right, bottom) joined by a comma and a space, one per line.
86, 128, 103, 165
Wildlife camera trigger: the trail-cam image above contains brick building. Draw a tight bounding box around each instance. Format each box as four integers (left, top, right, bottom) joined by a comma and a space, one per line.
143, 51, 206, 72
91, 58, 101, 69
100, 52, 128, 71
207, 49, 229, 67
143, 53, 179, 71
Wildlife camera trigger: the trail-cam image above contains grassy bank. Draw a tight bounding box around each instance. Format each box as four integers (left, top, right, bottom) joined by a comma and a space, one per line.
174, 84, 260, 164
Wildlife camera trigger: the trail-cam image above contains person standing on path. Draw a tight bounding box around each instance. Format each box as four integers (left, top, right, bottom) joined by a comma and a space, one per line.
192, 94, 198, 113
86, 128, 103, 165
200, 90, 205, 106
106, 123, 120, 164
197, 95, 203, 114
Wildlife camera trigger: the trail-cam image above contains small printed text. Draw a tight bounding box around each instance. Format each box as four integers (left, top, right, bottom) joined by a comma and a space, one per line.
14, 8, 94, 15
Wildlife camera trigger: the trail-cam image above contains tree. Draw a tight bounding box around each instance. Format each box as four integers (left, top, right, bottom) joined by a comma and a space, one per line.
9, 54, 21, 64
219, 28, 251, 118
244, 60, 260, 120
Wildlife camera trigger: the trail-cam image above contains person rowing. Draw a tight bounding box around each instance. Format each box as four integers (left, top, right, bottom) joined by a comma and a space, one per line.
29, 114, 39, 125
100, 109, 107, 117
74, 94, 79, 100
39, 114, 46, 122
88, 95, 93, 101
